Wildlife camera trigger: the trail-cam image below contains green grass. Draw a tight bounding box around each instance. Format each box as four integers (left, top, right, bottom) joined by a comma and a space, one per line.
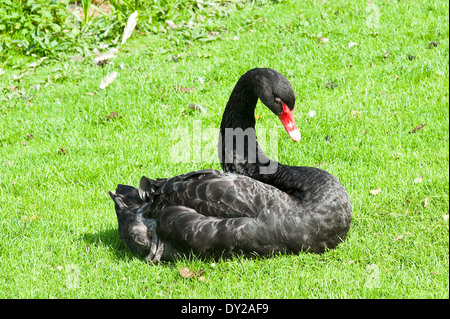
0, 0, 448, 298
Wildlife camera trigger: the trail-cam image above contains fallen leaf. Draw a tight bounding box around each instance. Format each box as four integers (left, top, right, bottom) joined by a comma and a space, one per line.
370, 62, 375, 67
369, 187, 381, 196
179, 267, 192, 278
99, 71, 118, 90
27, 134, 34, 139
413, 176, 423, 184
351, 110, 362, 118
59, 147, 67, 155
84, 244, 90, 253
166, 20, 177, 29
318, 36, 329, 43
7, 85, 18, 92
424, 196, 430, 208
394, 235, 403, 241
409, 124, 426, 134
179, 267, 205, 280
86, 92, 96, 96
187, 103, 206, 113
176, 85, 195, 93
106, 111, 120, 120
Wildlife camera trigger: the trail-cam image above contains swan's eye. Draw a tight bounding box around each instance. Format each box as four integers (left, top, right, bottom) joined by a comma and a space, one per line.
275, 97, 281, 103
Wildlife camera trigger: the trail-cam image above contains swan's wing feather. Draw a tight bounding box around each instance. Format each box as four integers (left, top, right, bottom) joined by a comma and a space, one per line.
141, 169, 279, 219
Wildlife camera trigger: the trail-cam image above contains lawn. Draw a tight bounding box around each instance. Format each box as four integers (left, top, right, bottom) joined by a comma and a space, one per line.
0, 0, 448, 299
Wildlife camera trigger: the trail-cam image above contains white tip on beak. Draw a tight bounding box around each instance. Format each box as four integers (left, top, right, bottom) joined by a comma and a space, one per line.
288, 129, 301, 142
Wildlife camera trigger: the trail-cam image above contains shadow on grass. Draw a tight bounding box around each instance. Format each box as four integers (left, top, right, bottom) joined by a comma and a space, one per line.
82, 228, 139, 262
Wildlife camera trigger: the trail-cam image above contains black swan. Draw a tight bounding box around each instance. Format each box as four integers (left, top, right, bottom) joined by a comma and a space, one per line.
109, 68, 352, 263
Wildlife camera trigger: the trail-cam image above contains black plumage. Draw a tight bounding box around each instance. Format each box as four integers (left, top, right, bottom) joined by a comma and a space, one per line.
109, 68, 352, 263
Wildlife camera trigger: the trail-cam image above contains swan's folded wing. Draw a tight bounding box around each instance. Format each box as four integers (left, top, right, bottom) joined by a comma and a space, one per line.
140, 170, 283, 219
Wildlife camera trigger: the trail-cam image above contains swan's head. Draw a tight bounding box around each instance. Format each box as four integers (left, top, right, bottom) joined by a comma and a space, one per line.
252, 68, 301, 142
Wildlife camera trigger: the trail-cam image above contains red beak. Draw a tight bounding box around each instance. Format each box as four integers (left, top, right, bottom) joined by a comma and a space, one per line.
278, 101, 301, 142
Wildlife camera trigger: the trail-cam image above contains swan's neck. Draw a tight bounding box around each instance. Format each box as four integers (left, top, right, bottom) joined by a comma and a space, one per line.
219, 79, 281, 181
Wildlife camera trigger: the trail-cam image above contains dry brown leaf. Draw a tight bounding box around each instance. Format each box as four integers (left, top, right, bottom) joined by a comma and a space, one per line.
84, 244, 90, 253
179, 267, 192, 278
318, 36, 329, 43
369, 187, 381, 195
59, 146, 67, 155
106, 111, 120, 120
351, 110, 362, 118
176, 85, 195, 93
409, 124, 426, 134
394, 235, 403, 241
424, 196, 430, 208
179, 267, 205, 280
